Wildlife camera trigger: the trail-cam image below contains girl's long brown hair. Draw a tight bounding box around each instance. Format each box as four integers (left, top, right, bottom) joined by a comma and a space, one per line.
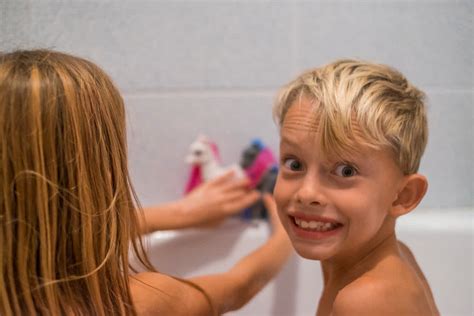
0, 50, 154, 315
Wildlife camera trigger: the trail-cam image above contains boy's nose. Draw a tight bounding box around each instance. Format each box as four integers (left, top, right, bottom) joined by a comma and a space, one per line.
295, 175, 327, 207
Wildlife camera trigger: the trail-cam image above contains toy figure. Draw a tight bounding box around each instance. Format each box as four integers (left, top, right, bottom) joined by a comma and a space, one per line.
239, 139, 278, 219
185, 137, 278, 219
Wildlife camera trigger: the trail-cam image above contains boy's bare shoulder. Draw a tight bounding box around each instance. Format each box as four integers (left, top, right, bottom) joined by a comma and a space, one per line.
332, 259, 433, 316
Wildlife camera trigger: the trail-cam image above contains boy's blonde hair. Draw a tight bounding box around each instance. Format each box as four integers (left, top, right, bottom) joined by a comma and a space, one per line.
273, 59, 428, 174
0, 50, 153, 315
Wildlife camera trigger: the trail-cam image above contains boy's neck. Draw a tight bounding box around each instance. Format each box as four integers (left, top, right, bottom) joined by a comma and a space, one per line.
320, 217, 399, 287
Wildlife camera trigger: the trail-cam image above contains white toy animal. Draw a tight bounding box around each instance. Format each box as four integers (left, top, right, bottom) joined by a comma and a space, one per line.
186, 135, 244, 181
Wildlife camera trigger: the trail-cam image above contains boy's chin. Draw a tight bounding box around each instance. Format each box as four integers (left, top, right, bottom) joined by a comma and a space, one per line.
292, 243, 334, 261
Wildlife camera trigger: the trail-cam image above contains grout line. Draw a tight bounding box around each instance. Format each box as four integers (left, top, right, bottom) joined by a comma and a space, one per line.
122, 87, 473, 99
122, 89, 277, 99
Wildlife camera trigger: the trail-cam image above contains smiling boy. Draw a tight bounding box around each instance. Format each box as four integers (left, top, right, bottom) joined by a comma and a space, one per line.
273, 60, 439, 315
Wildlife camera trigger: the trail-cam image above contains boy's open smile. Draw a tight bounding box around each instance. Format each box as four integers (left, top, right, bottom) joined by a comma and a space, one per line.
288, 213, 344, 239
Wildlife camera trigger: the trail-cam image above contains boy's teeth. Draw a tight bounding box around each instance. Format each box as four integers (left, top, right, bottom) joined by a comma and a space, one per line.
295, 218, 337, 232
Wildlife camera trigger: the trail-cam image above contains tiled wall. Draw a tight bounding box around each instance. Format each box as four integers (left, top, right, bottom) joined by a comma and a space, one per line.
2, 0, 472, 209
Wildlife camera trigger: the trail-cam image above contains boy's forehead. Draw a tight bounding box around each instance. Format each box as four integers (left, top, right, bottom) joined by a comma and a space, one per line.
281, 97, 320, 132
280, 98, 385, 158
281, 98, 365, 138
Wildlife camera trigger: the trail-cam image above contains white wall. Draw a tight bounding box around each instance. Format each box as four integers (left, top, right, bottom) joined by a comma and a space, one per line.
3, 0, 471, 209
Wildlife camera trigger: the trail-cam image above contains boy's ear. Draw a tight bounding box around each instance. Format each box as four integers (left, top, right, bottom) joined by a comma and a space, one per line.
390, 174, 428, 217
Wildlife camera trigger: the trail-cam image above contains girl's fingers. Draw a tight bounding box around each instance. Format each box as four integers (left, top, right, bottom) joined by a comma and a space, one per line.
209, 170, 236, 185
262, 193, 280, 224
220, 176, 252, 192
223, 191, 261, 215
223, 187, 261, 204
262, 193, 276, 213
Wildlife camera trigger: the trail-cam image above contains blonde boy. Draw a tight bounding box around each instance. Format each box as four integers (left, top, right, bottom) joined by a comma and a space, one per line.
273, 60, 439, 315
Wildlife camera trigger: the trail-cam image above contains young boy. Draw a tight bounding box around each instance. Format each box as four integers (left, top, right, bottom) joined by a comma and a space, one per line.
272, 60, 439, 315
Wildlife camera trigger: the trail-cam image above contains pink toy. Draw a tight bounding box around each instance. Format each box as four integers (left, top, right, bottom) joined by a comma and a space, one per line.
244, 147, 276, 188
184, 165, 203, 194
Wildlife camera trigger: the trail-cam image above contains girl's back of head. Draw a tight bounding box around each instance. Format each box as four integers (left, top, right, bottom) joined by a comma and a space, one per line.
0, 50, 149, 315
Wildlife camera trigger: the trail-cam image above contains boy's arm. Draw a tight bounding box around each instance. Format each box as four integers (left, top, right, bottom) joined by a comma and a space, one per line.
189, 194, 293, 313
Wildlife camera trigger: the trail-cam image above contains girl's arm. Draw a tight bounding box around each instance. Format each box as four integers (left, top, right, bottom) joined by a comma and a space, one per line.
131, 194, 293, 315
138, 170, 261, 233
189, 194, 293, 313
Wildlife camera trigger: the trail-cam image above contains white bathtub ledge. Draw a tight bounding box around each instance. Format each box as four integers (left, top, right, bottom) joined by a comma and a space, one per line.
397, 208, 473, 233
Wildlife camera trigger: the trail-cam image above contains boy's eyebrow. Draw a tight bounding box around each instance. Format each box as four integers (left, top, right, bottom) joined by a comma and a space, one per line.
279, 135, 301, 148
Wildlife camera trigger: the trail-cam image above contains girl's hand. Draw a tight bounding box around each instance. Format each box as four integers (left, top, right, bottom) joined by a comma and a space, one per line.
179, 170, 261, 226
262, 193, 291, 245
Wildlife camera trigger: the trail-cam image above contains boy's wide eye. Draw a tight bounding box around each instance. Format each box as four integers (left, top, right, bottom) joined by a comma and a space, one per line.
283, 158, 302, 171
334, 164, 357, 177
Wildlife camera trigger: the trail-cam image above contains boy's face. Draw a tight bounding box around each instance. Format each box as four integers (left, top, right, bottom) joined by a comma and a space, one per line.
274, 97, 405, 262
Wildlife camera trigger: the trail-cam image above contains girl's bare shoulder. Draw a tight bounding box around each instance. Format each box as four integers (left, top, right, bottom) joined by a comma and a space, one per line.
129, 272, 212, 316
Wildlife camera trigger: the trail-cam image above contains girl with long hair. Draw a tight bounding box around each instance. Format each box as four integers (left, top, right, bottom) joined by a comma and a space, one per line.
0, 49, 292, 315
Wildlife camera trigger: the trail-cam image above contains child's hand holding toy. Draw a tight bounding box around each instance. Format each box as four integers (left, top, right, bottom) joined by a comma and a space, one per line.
179, 170, 261, 227
139, 136, 277, 233
140, 170, 260, 233
184, 135, 278, 221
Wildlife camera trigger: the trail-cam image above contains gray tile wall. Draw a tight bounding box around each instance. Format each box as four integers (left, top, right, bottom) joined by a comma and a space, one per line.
2, 0, 472, 209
